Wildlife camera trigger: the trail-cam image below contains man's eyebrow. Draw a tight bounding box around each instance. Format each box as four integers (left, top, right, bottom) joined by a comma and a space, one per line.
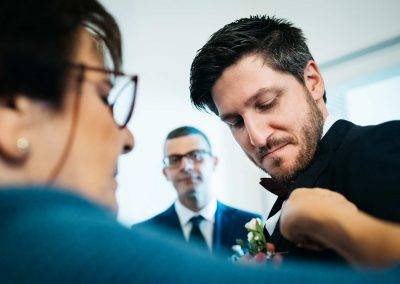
219, 113, 238, 122
244, 87, 280, 107
166, 149, 207, 156
219, 87, 280, 121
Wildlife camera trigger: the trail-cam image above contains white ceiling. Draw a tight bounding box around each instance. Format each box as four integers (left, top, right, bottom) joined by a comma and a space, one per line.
258, 0, 400, 63
103, 0, 400, 66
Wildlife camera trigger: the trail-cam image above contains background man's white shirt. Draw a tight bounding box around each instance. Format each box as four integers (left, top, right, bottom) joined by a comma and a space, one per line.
174, 198, 216, 251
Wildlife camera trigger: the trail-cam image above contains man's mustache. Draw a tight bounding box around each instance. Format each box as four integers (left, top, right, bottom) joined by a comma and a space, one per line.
257, 136, 297, 162
177, 174, 201, 181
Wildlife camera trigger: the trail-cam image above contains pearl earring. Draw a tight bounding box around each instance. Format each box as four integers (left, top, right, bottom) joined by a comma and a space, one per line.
16, 137, 30, 154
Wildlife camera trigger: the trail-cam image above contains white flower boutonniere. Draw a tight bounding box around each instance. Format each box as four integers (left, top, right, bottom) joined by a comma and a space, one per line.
232, 218, 282, 263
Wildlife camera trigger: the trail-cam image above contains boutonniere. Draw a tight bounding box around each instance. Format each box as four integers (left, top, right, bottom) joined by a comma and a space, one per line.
232, 218, 282, 263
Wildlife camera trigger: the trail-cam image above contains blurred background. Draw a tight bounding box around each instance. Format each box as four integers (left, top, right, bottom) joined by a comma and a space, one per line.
99, 0, 400, 225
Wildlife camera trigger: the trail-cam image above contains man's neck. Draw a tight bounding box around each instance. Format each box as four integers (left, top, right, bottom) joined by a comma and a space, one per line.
175, 197, 217, 225
179, 197, 207, 212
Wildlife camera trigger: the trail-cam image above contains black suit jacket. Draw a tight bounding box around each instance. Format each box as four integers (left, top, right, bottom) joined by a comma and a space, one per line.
268, 119, 400, 261
133, 201, 261, 256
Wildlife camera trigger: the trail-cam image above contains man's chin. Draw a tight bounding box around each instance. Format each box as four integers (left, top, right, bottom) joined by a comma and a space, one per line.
186, 190, 198, 198
263, 160, 298, 183
247, 152, 297, 182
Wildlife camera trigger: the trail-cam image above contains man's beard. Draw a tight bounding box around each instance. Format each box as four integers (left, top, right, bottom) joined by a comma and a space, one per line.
248, 91, 324, 183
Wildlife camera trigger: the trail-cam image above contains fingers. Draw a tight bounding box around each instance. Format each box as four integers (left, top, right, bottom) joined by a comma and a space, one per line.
281, 187, 358, 252
295, 234, 326, 251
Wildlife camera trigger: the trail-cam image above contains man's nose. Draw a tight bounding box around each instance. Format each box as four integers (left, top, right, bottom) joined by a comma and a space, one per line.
244, 116, 272, 148
180, 156, 195, 172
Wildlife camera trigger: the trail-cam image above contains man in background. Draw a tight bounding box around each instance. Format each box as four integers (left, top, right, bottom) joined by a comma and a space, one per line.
134, 126, 261, 256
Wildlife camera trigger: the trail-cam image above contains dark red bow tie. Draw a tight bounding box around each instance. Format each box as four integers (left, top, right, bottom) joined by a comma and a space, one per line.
259, 178, 288, 198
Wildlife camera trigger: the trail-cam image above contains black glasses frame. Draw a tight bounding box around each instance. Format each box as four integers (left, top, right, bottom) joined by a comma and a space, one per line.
69, 63, 138, 128
163, 149, 212, 168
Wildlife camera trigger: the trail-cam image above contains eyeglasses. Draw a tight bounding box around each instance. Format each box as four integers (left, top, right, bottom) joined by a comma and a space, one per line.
70, 63, 138, 128
163, 149, 212, 169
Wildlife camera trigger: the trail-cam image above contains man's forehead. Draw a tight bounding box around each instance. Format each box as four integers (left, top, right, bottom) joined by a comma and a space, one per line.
163, 134, 210, 155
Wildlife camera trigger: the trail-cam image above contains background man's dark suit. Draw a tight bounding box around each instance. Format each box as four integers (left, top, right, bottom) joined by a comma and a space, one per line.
266, 119, 400, 260
133, 201, 261, 256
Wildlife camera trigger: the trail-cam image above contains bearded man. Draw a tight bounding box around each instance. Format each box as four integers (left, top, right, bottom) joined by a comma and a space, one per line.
189, 15, 400, 262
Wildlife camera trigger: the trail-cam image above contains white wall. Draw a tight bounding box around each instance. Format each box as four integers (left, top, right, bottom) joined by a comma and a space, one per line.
99, 0, 400, 225
346, 75, 400, 125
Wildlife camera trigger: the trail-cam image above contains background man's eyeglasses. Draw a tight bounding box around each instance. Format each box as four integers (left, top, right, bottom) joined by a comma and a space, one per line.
70, 63, 138, 128
163, 149, 212, 169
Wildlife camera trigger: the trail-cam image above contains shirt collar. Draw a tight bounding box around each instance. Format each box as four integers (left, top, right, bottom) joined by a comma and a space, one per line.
174, 198, 217, 226
322, 115, 338, 138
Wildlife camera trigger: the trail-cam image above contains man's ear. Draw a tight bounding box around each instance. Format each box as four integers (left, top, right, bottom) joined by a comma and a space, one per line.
0, 95, 33, 162
303, 60, 325, 102
162, 167, 171, 181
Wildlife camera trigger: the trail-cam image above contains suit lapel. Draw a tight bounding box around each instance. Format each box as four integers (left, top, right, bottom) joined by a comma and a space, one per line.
213, 202, 235, 254
158, 204, 186, 241
289, 120, 355, 191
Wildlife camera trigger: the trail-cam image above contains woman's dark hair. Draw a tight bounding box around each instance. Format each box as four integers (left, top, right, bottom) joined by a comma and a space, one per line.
0, 0, 121, 107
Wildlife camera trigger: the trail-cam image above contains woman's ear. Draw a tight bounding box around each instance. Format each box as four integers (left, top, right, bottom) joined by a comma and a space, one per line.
304, 60, 325, 102
0, 95, 33, 162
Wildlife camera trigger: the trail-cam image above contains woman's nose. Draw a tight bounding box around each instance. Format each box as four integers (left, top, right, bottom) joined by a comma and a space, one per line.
122, 127, 134, 154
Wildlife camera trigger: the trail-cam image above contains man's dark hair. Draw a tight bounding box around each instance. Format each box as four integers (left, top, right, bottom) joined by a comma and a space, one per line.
0, 0, 121, 108
190, 15, 326, 115
166, 126, 212, 152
